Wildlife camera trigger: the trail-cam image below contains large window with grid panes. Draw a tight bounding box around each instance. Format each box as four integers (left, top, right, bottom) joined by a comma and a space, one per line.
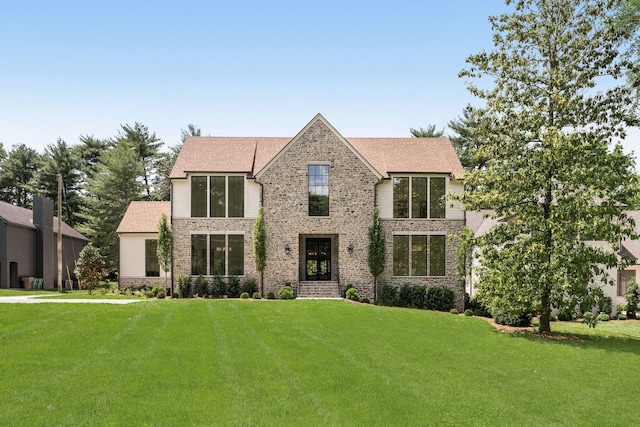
393, 176, 445, 219
191, 233, 244, 276
191, 175, 244, 218
393, 234, 446, 277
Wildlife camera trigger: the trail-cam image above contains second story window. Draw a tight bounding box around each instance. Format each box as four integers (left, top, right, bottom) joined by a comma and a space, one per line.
309, 164, 329, 216
191, 175, 245, 218
393, 176, 445, 219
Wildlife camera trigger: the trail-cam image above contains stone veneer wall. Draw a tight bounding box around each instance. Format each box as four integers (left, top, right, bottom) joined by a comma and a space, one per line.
172, 218, 259, 289
259, 119, 380, 299
379, 219, 465, 311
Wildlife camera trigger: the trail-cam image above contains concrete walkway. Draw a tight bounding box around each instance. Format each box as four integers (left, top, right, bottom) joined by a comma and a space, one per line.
0, 294, 149, 304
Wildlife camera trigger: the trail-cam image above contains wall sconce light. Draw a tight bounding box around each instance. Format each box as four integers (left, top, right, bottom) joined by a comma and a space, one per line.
347, 243, 354, 253
284, 243, 291, 253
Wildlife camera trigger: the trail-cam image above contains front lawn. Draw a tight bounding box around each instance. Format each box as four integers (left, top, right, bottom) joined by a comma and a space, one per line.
0, 300, 638, 425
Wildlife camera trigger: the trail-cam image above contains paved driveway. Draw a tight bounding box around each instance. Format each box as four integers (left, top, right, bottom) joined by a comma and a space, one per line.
0, 294, 148, 304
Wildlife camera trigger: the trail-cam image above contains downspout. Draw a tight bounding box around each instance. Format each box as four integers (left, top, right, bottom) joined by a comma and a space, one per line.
169, 179, 174, 297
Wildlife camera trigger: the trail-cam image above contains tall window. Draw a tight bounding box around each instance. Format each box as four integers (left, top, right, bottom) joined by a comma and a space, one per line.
618, 270, 636, 296
393, 234, 446, 277
191, 234, 244, 276
145, 239, 160, 277
191, 176, 245, 218
210, 177, 226, 217
393, 176, 446, 219
191, 176, 207, 217
309, 165, 329, 216
210, 234, 226, 276
191, 234, 207, 275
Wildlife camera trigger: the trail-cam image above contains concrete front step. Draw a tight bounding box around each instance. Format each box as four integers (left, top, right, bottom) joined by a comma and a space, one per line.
297, 281, 341, 298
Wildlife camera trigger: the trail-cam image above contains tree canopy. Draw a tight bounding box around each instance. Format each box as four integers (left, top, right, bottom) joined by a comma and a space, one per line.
409, 124, 445, 138
460, 0, 639, 333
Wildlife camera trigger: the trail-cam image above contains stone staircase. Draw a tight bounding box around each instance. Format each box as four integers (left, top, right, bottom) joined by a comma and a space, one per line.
297, 281, 341, 299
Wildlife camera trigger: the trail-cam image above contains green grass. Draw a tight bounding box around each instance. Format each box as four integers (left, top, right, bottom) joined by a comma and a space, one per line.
0, 289, 59, 296
1, 300, 638, 426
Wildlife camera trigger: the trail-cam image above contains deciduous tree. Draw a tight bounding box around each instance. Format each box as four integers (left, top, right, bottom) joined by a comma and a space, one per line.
74, 243, 106, 295
460, 0, 638, 333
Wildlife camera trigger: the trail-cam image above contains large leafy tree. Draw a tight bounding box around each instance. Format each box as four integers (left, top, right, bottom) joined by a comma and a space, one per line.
74, 134, 109, 185
460, 0, 638, 333
0, 144, 40, 207
78, 140, 144, 271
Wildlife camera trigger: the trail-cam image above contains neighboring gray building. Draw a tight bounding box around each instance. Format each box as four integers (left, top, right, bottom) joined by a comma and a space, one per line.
0, 197, 89, 289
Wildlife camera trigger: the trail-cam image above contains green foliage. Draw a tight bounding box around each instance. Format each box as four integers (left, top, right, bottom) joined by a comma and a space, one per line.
0, 143, 40, 208
151, 286, 165, 298
266, 292, 275, 300
156, 212, 173, 288
426, 286, 455, 312
617, 312, 628, 320
156, 289, 166, 299
398, 284, 426, 309
73, 243, 107, 295
194, 275, 209, 297
464, 309, 473, 317
447, 105, 487, 171
78, 139, 144, 271
409, 124, 445, 138
455, 226, 475, 285
345, 287, 360, 301
459, 0, 638, 334
176, 274, 192, 298
252, 292, 262, 299
343, 283, 354, 298
583, 312, 598, 329
240, 292, 249, 299
492, 308, 532, 327
115, 122, 163, 199
211, 275, 226, 298
242, 278, 258, 295
379, 284, 397, 307
450, 308, 459, 315
227, 276, 241, 298
597, 312, 610, 322
278, 285, 295, 300
367, 206, 385, 298
252, 205, 267, 293
466, 296, 490, 317
625, 280, 640, 319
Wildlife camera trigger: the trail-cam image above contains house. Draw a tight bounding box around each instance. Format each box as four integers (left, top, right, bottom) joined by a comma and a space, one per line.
466, 209, 640, 315
116, 201, 171, 289
119, 114, 466, 307
0, 196, 89, 289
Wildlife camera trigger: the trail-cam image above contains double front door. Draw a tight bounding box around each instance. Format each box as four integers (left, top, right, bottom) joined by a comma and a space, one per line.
305, 238, 331, 281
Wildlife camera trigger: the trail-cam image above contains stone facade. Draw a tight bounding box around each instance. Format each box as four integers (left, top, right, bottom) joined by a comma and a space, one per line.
172, 218, 259, 284
379, 219, 466, 311
168, 115, 466, 308
258, 119, 380, 299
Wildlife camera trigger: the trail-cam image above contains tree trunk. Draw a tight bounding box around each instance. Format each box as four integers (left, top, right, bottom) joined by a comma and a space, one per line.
539, 289, 551, 333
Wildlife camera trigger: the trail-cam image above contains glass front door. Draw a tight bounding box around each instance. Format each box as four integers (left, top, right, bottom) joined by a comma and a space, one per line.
305, 238, 331, 281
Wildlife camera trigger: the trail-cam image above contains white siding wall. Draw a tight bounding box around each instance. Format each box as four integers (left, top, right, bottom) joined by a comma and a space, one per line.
377, 176, 463, 220
245, 179, 261, 218
448, 180, 465, 221
119, 233, 165, 278
172, 179, 190, 218
377, 180, 393, 219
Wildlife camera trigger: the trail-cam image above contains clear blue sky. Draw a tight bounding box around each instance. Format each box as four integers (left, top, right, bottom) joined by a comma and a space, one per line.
1, 0, 638, 157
